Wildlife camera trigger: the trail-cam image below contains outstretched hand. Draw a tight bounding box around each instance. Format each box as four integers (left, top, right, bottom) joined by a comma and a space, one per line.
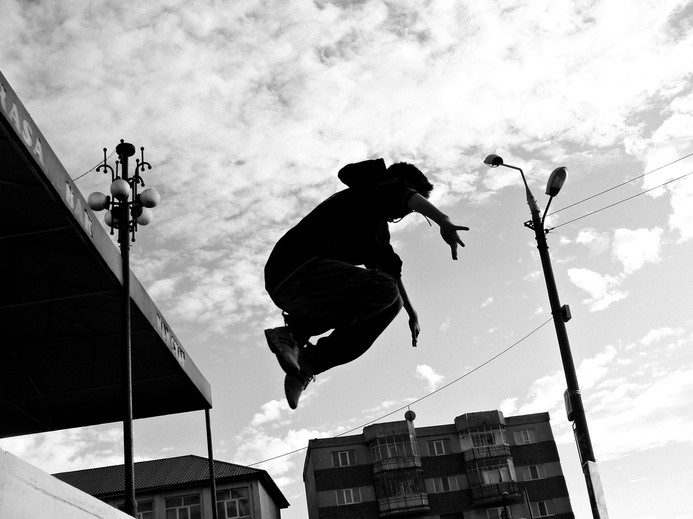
439, 220, 470, 260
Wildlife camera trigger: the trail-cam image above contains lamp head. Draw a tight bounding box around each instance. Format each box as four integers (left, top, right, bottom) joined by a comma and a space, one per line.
545, 166, 567, 197
88, 192, 110, 211
110, 178, 131, 201
104, 210, 118, 227
138, 187, 160, 208
483, 154, 504, 167
137, 207, 154, 226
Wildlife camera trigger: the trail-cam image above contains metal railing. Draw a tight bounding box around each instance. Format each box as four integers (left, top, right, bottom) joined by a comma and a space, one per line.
462, 444, 512, 462
470, 481, 522, 506
378, 493, 430, 516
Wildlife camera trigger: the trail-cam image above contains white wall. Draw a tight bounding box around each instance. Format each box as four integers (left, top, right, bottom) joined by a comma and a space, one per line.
0, 449, 129, 519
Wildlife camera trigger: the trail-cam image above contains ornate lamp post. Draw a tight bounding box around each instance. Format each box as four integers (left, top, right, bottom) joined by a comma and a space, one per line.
88, 140, 160, 517
483, 154, 608, 519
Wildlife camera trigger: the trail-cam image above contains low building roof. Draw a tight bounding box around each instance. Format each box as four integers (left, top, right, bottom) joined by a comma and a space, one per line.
53, 455, 289, 509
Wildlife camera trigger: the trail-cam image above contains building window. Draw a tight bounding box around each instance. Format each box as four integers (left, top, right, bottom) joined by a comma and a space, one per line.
487, 507, 512, 518
376, 471, 425, 499
472, 432, 496, 447
515, 428, 537, 444
370, 434, 417, 461
524, 464, 545, 480
165, 494, 201, 519
137, 501, 154, 519
431, 476, 459, 493
217, 488, 251, 518
427, 438, 451, 456
483, 465, 510, 484
332, 449, 356, 467
531, 500, 556, 517
118, 500, 153, 519
335, 488, 362, 505
468, 460, 513, 486
470, 426, 507, 447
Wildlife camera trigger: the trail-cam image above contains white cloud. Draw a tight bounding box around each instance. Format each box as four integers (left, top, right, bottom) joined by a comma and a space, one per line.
250, 399, 291, 427
669, 175, 693, 243
576, 345, 617, 389
611, 227, 663, 274
0, 426, 130, 474
588, 366, 693, 460
233, 427, 326, 485
439, 316, 452, 332
524, 270, 542, 282
3, 0, 691, 341
415, 364, 446, 391
517, 372, 564, 415
515, 329, 693, 461
639, 92, 693, 242
499, 397, 518, 416
639, 326, 684, 346
567, 267, 628, 311
575, 228, 610, 255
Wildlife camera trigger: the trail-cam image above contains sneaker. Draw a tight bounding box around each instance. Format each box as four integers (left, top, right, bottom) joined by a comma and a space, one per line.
265, 327, 300, 375
284, 372, 314, 410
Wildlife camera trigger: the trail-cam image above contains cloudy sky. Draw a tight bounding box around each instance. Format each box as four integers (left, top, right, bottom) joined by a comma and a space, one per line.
2, 0, 693, 517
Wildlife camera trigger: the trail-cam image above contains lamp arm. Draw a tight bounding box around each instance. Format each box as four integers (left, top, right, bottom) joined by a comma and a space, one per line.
500, 163, 527, 187
541, 196, 554, 227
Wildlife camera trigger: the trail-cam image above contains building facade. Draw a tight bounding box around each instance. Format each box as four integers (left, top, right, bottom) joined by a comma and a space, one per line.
303, 410, 573, 519
54, 454, 289, 519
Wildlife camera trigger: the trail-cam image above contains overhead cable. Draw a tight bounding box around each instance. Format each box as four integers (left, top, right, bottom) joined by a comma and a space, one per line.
72, 147, 117, 181
247, 316, 554, 467
549, 151, 693, 216
550, 169, 693, 230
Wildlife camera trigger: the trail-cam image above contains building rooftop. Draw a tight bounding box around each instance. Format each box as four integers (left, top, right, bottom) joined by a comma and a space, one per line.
53, 455, 289, 509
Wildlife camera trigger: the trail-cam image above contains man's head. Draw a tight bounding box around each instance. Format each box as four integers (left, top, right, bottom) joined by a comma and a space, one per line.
387, 162, 434, 198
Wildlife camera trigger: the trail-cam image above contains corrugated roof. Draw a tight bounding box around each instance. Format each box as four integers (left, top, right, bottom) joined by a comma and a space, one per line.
53, 455, 288, 508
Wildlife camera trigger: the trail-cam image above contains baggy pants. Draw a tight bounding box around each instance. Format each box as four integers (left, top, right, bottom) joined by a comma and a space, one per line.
270, 258, 403, 375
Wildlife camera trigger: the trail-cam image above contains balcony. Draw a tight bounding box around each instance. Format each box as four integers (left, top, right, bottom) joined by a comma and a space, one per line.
470, 481, 522, 506
373, 455, 422, 474
378, 493, 430, 516
462, 444, 512, 463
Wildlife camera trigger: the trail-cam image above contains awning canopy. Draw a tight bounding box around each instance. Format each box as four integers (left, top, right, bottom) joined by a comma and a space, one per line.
0, 70, 212, 439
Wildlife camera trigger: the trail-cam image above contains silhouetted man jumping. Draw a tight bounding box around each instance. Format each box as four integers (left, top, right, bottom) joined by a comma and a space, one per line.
264, 159, 469, 409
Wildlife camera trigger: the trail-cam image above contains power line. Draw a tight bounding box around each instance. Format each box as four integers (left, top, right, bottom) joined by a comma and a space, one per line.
550, 169, 693, 230
71, 147, 117, 181
247, 316, 554, 468
549, 151, 693, 217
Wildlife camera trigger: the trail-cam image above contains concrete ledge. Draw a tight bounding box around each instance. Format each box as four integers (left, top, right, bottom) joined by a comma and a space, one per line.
1, 449, 128, 519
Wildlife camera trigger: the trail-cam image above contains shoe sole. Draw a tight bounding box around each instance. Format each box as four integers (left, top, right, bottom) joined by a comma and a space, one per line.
265, 329, 300, 375
284, 373, 305, 410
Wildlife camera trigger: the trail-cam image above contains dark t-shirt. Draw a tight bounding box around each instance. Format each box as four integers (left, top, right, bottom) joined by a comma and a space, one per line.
264, 179, 417, 294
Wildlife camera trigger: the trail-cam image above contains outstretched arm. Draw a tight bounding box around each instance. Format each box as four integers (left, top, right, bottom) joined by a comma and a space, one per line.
407, 193, 470, 260
397, 278, 420, 347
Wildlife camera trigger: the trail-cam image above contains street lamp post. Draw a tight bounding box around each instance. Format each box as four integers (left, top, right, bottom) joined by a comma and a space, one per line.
483, 154, 608, 519
88, 140, 160, 517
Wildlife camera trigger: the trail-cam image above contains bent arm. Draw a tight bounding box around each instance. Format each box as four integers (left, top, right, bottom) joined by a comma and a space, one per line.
407, 193, 470, 260
407, 193, 451, 225
397, 278, 420, 347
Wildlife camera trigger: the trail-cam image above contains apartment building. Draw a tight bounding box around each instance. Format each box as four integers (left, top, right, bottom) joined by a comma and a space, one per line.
303, 410, 573, 519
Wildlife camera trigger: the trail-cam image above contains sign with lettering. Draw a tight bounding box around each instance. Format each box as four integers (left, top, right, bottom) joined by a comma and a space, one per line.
0, 81, 44, 167
0, 73, 95, 238
156, 313, 186, 366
